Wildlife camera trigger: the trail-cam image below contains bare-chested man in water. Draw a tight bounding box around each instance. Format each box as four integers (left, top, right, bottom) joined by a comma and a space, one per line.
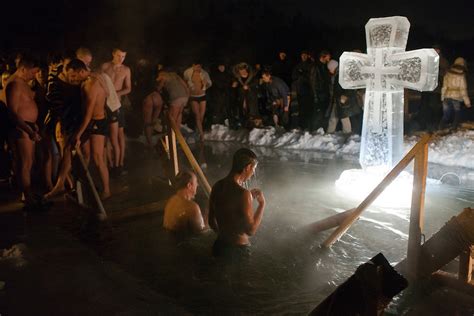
101, 48, 131, 175
163, 170, 207, 235
209, 148, 265, 258
73, 71, 111, 199
1, 56, 44, 209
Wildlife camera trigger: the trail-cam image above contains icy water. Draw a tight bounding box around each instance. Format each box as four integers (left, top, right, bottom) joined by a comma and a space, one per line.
93, 141, 473, 315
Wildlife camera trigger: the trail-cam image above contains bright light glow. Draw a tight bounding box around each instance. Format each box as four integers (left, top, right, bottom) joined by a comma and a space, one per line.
335, 167, 414, 208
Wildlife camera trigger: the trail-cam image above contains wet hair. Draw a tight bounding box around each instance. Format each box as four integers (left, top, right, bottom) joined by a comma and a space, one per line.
17, 54, 40, 69
231, 148, 258, 174
76, 47, 92, 58
174, 170, 195, 190
66, 59, 88, 72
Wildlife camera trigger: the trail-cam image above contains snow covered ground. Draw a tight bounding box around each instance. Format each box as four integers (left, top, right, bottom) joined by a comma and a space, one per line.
203, 123, 474, 170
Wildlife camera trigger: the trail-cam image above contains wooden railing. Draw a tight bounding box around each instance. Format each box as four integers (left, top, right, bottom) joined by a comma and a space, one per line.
311, 134, 432, 279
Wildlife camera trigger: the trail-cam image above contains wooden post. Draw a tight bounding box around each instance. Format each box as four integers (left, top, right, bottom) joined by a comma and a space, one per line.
75, 149, 107, 221
167, 129, 179, 176
306, 209, 356, 234
406, 141, 429, 281
322, 134, 432, 248
168, 118, 212, 197
459, 246, 473, 283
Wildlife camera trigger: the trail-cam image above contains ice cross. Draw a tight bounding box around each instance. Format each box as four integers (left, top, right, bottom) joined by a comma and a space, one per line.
339, 16, 439, 169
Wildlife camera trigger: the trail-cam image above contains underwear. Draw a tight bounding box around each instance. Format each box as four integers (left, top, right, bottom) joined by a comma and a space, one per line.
106, 107, 125, 128
212, 238, 251, 260
81, 118, 108, 142
189, 95, 206, 103
9, 121, 37, 140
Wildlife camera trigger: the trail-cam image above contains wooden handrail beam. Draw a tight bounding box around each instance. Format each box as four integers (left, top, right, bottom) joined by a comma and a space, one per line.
322, 134, 432, 248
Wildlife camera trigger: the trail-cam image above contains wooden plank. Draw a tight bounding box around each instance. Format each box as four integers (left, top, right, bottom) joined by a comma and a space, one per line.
168, 119, 212, 197
75, 149, 107, 221
459, 246, 473, 283
168, 129, 179, 176
108, 201, 166, 221
322, 134, 432, 248
406, 141, 429, 280
306, 209, 356, 234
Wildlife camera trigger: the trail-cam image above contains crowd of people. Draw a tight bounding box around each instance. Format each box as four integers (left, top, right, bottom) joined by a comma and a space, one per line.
0, 45, 471, 215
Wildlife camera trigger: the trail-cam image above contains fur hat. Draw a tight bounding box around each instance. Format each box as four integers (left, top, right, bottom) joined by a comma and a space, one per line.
327, 59, 339, 73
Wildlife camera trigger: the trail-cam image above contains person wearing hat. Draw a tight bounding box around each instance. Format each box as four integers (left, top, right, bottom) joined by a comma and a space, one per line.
440, 57, 471, 129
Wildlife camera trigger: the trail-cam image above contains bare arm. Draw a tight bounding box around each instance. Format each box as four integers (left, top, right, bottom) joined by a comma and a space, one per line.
242, 189, 265, 236
188, 203, 207, 234
75, 80, 98, 144
117, 68, 132, 97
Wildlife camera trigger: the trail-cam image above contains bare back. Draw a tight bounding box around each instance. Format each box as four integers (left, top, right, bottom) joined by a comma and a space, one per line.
209, 177, 252, 245
164, 194, 205, 234
82, 74, 107, 120
5, 76, 38, 123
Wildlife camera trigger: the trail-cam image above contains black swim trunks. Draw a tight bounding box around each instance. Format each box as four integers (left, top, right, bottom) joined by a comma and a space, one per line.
212, 238, 251, 260
9, 121, 37, 140
189, 95, 206, 103
106, 107, 125, 128
81, 118, 108, 142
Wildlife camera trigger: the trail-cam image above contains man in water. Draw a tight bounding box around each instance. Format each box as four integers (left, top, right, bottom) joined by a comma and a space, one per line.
101, 48, 131, 175
163, 170, 207, 234
209, 148, 265, 257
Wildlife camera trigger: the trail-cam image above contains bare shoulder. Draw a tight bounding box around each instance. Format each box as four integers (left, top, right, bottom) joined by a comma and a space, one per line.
101, 62, 112, 71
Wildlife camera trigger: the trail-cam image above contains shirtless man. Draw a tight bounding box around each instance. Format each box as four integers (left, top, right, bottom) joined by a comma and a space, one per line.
209, 148, 265, 258
76, 47, 93, 70
163, 170, 207, 234
142, 85, 163, 149
101, 48, 131, 175
73, 72, 111, 199
156, 71, 189, 129
183, 62, 212, 141
1, 56, 43, 209
44, 59, 90, 199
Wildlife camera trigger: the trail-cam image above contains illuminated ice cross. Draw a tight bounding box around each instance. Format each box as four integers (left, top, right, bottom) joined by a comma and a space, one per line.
339, 16, 439, 168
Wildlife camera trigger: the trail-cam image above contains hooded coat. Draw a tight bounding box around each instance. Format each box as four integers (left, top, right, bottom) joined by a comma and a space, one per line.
441, 57, 471, 106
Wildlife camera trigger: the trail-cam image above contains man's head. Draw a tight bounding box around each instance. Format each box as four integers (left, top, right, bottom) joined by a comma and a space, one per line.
231, 148, 258, 180
319, 50, 331, 64
300, 50, 310, 62
65, 59, 89, 85
278, 51, 287, 61
76, 47, 93, 69
192, 62, 202, 72
16, 55, 40, 81
236, 63, 249, 78
261, 70, 272, 83
327, 59, 338, 76
174, 170, 198, 198
112, 48, 127, 65
217, 64, 225, 72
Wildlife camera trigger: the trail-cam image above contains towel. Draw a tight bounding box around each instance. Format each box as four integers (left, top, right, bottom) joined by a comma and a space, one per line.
101, 73, 121, 112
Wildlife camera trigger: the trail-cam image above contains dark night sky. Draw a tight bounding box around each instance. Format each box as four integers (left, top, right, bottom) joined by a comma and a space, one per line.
3, 0, 474, 65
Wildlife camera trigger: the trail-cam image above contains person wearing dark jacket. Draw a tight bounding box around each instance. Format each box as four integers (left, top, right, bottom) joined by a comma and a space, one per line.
231, 62, 260, 128
326, 60, 361, 134
208, 63, 232, 125
310, 50, 331, 131
292, 50, 313, 131
261, 70, 290, 128
272, 51, 292, 87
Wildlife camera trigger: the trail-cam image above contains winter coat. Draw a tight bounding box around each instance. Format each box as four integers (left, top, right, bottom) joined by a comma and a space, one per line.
441, 62, 470, 105
231, 63, 259, 117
